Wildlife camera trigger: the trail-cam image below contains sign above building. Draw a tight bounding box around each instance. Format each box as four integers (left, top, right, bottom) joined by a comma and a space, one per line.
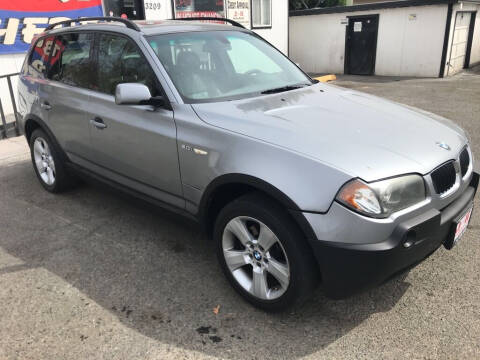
0, 0, 103, 54
174, 0, 225, 18
226, 0, 250, 29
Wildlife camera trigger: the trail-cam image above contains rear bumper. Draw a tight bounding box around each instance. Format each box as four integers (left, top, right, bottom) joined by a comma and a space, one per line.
309, 171, 478, 299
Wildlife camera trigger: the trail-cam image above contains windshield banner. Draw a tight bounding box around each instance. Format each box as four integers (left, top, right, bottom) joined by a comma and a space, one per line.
0, 0, 103, 54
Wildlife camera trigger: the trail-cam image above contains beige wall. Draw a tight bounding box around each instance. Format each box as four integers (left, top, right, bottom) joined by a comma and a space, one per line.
289, 5, 448, 77
252, 0, 289, 54
471, 7, 480, 65
0, 53, 25, 116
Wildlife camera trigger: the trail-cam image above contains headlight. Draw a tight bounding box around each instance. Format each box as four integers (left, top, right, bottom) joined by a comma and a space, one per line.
336, 175, 426, 218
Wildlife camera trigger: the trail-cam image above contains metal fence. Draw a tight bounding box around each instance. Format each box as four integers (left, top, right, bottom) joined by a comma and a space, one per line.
0, 72, 20, 139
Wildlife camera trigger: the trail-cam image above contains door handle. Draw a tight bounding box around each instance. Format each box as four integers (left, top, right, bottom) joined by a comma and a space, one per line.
90, 117, 107, 129
40, 101, 52, 110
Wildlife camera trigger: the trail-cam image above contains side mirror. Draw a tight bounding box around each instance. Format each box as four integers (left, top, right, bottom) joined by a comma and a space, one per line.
115, 83, 163, 106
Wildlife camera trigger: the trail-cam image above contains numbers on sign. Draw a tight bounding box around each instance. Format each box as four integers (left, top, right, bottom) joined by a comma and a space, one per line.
145, 2, 162, 10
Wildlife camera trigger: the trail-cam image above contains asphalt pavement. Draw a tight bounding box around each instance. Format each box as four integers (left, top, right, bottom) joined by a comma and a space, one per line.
0, 69, 479, 359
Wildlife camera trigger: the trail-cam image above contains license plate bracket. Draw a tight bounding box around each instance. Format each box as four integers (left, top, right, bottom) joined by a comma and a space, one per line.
444, 205, 473, 250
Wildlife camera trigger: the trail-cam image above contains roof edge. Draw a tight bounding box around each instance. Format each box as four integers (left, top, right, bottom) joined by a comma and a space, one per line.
289, 0, 458, 17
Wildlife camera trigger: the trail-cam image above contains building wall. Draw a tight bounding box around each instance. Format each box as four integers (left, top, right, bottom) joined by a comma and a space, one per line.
144, 0, 173, 20
289, 5, 448, 77
0, 53, 25, 116
471, 7, 480, 65
252, 0, 289, 54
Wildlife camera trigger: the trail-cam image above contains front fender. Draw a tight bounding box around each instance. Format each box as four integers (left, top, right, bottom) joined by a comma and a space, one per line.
174, 104, 352, 214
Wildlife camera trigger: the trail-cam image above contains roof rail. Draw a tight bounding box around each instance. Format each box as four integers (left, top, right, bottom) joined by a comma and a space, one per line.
173, 17, 245, 29
45, 16, 140, 32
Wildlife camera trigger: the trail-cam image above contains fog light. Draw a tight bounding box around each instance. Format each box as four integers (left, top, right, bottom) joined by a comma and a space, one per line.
403, 230, 416, 248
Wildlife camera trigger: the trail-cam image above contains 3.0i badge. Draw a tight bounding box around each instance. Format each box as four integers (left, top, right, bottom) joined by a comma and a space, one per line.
181, 144, 208, 155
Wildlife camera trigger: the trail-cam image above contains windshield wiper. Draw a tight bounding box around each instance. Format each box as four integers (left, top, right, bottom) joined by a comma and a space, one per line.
261, 83, 311, 94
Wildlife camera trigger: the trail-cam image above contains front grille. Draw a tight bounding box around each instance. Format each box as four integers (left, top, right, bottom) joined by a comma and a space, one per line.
431, 161, 456, 194
459, 147, 470, 177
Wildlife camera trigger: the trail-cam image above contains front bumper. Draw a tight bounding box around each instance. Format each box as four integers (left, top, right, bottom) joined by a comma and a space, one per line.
308, 171, 479, 299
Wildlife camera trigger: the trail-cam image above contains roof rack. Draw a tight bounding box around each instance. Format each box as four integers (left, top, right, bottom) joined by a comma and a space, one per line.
173, 17, 245, 29
45, 16, 140, 32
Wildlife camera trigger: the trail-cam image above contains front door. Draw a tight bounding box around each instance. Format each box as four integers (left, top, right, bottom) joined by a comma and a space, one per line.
85, 33, 184, 208
345, 15, 379, 75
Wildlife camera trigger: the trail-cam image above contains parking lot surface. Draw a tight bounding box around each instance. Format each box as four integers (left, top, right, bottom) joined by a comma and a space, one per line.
1, 70, 479, 359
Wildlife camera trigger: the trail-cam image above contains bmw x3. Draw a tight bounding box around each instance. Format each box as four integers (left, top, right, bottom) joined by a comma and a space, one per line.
17, 17, 478, 311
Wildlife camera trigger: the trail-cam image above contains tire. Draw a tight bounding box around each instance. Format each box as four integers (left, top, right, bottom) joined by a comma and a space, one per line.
29, 128, 78, 193
214, 192, 319, 311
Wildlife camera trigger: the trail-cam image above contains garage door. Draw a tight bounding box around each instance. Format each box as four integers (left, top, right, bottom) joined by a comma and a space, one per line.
448, 12, 472, 76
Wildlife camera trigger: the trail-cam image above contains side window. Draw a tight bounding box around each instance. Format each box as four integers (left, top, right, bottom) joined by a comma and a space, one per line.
26, 36, 56, 78
97, 33, 160, 96
48, 33, 95, 89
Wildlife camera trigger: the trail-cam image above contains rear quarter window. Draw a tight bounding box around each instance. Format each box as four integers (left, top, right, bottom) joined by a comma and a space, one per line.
26, 36, 56, 78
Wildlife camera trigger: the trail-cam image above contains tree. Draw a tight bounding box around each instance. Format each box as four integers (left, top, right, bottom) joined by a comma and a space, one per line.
289, 0, 346, 11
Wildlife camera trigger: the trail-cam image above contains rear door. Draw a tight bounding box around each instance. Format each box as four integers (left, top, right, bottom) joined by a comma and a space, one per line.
19, 35, 57, 127
43, 32, 95, 161
345, 15, 379, 75
85, 32, 184, 208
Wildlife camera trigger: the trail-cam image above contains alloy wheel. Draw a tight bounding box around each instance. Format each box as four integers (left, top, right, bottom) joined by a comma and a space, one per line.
33, 137, 56, 186
222, 216, 290, 300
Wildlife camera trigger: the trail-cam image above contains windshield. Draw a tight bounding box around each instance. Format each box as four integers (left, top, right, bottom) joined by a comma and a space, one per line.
147, 31, 313, 103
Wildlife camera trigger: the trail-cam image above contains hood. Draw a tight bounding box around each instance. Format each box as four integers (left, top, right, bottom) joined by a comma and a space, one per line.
192, 83, 468, 182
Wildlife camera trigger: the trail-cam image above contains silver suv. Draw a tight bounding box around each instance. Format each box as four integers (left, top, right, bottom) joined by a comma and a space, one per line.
18, 17, 478, 311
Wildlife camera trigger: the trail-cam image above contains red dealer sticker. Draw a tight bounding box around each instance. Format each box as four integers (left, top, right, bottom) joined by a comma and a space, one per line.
454, 207, 472, 243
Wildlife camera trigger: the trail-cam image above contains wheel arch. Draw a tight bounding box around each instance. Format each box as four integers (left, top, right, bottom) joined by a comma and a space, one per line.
24, 114, 47, 143
23, 114, 68, 162
198, 173, 318, 242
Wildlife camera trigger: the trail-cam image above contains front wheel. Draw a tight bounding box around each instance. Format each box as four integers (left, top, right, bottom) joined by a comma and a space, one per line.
214, 193, 318, 311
